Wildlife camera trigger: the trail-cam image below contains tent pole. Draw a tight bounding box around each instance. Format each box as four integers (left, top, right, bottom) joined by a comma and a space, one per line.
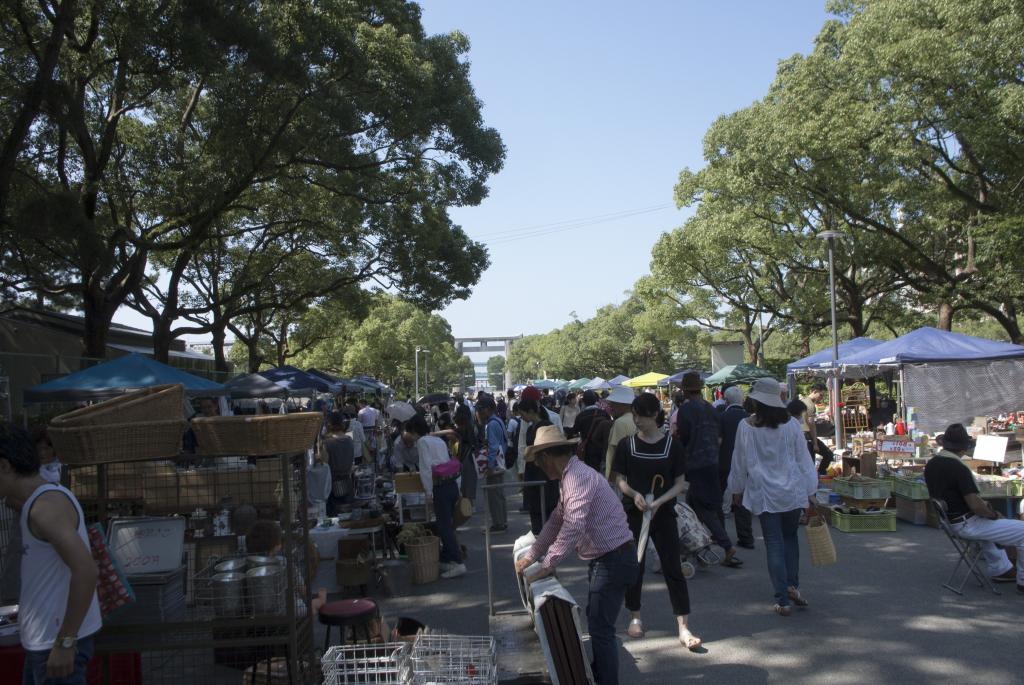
898, 365, 906, 424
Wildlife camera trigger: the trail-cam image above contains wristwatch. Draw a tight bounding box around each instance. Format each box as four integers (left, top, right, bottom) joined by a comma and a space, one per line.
56, 636, 76, 650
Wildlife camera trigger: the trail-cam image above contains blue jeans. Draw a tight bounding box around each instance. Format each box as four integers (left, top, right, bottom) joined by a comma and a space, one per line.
758, 509, 802, 606
433, 479, 463, 564
22, 636, 94, 685
587, 543, 638, 685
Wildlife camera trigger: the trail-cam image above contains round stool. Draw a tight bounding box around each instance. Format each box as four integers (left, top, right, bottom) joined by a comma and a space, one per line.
318, 598, 379, 650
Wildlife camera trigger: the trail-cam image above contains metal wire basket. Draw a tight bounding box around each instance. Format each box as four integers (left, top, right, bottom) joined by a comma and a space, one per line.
322, 643, 411, 685
410, 635, 497, 685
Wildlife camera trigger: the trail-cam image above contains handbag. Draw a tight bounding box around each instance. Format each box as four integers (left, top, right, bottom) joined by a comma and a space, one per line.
87, 523, 135, 618
431, 457, 462, 480
805, 514, 837, 567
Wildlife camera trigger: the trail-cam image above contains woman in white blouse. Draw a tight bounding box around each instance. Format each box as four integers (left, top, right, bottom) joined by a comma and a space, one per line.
727, 378, 818, 616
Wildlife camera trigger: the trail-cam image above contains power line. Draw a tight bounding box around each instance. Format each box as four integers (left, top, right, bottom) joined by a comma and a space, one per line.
473, 204, 674, 247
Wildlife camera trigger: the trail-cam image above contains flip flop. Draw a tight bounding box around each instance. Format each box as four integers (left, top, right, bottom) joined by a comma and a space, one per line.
787, 587, 809, 607
722, 556, 743, 568
774, 604, 792, 617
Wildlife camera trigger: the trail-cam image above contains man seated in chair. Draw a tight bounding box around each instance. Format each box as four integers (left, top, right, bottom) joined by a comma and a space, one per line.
924, 423, 1024, 594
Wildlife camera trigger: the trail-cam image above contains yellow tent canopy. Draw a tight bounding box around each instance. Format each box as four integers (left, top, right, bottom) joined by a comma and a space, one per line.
622, 372, 669, 388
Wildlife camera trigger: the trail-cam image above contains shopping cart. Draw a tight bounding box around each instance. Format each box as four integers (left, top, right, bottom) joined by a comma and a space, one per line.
322, 642, 410, 685
675, 501, 721, 578
409, 634, 497, 685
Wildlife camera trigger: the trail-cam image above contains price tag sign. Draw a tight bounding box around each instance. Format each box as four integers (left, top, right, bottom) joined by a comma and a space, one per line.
108, 517, 185, 575
877, 437, 915, 456
973, 435, 1009, 464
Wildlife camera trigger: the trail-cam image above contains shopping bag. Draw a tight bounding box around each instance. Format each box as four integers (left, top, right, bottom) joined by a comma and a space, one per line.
805, 515, 837, 567
87, 523, 135, 617
674, 501, 711, 553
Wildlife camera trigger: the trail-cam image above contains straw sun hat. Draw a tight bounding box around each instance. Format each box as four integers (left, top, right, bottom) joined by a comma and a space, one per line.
747, 377, 786, 409
525, 425, 579, 461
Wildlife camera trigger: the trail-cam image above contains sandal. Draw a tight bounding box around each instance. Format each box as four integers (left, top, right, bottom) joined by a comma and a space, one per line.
787, 587, 809, 607
627, 618, 645, 638
721, 550, 743, 568
679, 629, 702, 651
773, 604, 792, 617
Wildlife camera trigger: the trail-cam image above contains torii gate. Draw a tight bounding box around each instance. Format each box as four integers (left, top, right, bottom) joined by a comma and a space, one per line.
453, 336, 521, 389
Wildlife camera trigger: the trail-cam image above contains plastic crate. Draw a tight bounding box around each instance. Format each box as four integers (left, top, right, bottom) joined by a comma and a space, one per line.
832, 477, 892, 501
830, 509, 897, 533
891, 476, 929, 501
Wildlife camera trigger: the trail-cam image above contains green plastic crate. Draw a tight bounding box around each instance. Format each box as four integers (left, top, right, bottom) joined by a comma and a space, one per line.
891, 476, 929, 500
832, 477, 892, 501
831, 509, 897, 533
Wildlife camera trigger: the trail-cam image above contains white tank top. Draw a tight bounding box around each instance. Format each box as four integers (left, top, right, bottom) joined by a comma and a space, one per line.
19, 483, 102, 651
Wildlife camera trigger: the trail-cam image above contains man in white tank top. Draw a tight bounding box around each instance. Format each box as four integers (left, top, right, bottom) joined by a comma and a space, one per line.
0, 423, 101, 684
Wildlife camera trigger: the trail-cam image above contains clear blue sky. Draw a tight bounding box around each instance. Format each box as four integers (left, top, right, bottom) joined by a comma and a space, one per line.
112, 0, 831, 350
419, 0, 830, 339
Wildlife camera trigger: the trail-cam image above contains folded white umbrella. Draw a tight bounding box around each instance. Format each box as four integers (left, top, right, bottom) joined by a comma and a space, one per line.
637, 475, 665, 564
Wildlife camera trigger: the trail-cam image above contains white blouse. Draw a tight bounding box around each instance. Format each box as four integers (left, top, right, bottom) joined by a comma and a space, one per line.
727, 417, 818, 515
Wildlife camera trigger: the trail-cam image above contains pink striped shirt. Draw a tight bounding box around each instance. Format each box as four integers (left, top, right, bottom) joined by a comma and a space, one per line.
525, 456, 633, 570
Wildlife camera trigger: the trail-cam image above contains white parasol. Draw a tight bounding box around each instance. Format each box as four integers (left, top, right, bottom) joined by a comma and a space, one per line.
637, 474, 664, 563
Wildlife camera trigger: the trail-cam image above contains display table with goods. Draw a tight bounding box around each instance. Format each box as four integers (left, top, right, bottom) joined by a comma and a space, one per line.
23, 384, 324, 685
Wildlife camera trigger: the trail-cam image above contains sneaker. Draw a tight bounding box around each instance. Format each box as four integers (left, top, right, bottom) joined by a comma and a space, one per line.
438, 561, 454, 573
488, 525, 508, 533
441, 563, 467, 579
737, 540, 755, 550
1017, 584, 1024, 595
992, 569, 1017, 583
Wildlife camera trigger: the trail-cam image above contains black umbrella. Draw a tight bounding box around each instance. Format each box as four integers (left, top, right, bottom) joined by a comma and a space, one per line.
417, 392, 453, 405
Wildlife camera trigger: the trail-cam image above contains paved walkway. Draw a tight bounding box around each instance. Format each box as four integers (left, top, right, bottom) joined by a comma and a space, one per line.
374, 500, 1022, 684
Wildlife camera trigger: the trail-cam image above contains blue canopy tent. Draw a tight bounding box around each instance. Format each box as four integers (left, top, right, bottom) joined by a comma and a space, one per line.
607, 375, 630, 387
786, 337, 882, 375
835, 327, 1024, 433
583, 377, 611, 390
532, 379, 557, 390
24, 353, 226, 402
260, 366, 337, 395
657, 369, 708, 388
224, 373, 289, 399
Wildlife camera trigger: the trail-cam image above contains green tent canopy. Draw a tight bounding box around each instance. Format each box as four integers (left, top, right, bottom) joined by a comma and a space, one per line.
703, 363, 775, 386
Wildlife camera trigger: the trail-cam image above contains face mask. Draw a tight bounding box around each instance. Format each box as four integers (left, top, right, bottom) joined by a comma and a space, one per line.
40, 461, 62, 484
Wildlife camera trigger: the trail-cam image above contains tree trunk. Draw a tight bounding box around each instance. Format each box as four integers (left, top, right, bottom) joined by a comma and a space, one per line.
742, 328, 757, 365
211, 323, 229, 373
151, 322, 173, 364
799, 327, 811, 358
247, 340, 263, 373
937, 302, 954, 330
81, 294, 116, 361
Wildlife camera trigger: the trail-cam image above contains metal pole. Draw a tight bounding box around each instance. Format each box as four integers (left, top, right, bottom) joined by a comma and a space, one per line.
415, 347, 420, 401
424, 351, 429, 395
826, 235, 842, 449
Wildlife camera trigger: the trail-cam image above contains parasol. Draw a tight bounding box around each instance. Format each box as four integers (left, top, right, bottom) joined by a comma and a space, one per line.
637, 474, 665, 564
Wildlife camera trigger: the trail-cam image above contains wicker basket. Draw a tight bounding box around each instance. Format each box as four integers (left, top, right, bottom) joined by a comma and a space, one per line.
51, 384, 185, 426
191, 412, 323, 456
405, 536, 439, 585
49, 419, 186, 465
805, 516, 837, 567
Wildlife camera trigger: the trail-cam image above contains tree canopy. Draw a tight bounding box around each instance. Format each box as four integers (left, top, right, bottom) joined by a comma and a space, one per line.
0, 0, 504, 365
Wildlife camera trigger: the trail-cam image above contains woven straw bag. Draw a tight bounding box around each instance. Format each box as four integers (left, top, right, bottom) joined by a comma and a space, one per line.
805, 515, 837, 567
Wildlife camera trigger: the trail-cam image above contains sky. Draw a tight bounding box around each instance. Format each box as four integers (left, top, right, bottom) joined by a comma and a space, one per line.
111, 0, 831, 352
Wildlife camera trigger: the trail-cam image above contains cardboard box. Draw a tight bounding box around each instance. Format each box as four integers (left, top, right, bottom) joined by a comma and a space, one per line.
894, 494, 938, 527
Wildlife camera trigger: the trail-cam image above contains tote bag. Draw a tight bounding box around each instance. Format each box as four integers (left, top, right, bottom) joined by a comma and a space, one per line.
805, 515, 837, 567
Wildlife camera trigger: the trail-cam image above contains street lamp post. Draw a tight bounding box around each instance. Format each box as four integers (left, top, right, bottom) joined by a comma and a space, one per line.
819, 230, 844, 450
423, 349, 430, 395
415, 347, 421, 401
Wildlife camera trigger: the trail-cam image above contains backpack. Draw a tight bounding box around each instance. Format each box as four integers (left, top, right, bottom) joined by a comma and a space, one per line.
576, 411, 611, 462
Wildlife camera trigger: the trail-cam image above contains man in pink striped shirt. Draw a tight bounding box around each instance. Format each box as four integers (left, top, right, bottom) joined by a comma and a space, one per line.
515, 426, 638, 685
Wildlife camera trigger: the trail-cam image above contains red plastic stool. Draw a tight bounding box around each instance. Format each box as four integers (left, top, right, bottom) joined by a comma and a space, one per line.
319, 598, 380, 650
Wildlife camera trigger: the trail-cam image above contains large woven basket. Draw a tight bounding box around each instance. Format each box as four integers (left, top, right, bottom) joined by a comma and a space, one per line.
51, 384, 185, 426
805, 515, 837, 566
50, 419, 186, 465
48, 384, 187, 464
191, 412, 323, 456
406, 536, 439, 585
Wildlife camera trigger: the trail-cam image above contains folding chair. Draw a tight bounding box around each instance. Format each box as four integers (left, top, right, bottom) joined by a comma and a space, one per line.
931, 498, 1000, 596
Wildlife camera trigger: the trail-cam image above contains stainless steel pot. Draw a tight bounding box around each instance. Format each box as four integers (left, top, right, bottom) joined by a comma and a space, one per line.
245, 555, 281, 567
246, 565, 284, 616
214, 558, 247, 574
211, 572, 245, 617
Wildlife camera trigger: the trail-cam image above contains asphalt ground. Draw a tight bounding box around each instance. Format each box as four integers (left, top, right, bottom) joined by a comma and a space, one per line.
367, 491, 1023, 685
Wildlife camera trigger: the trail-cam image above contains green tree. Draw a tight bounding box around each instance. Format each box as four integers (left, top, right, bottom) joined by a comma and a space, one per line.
0, 0, 504, 358
486, 355, 506, 390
